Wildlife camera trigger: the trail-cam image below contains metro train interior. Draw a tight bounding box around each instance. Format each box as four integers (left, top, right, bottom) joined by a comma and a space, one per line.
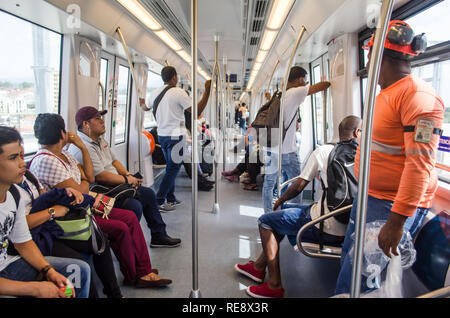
0, 0, 449, 300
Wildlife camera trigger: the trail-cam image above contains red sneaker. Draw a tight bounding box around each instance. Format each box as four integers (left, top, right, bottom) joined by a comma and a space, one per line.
246, 282, 284, 298
234, 261, 265, 283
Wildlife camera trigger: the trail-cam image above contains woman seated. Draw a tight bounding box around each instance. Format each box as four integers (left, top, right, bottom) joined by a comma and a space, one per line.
222, 129, 263, 191
15, 165, 122, 298
29, 113, 171, 288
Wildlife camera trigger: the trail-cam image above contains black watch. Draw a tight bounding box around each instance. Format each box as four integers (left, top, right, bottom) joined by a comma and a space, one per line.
37, 264, 54, 281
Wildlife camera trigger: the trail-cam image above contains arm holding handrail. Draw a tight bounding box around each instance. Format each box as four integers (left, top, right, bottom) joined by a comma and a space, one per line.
296, 204, 352, 259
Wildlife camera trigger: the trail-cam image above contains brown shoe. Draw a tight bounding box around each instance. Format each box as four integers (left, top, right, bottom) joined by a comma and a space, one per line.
135, 273, 172, 288
123, 269, 159, 286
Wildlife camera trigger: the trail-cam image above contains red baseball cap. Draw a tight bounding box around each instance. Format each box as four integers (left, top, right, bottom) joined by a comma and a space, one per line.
75, 106, 107, 127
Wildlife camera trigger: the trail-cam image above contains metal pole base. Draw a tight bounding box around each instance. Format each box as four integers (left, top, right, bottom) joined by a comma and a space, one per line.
189, 289, 202, 298
212, 203, 220, 214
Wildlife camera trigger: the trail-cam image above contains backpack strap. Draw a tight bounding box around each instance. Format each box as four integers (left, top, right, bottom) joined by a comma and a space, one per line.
24, 170, 41, 192
152, 85, 176, 118
9, 184, 20, 209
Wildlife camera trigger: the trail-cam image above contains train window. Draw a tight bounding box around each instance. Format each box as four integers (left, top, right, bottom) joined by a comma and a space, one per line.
0, 10, 62, 155
143, 70, 163, 129
405, 0, 450, 49
114, 65, 130, 145
412, 59, 450, 181
98, 58, 108, 111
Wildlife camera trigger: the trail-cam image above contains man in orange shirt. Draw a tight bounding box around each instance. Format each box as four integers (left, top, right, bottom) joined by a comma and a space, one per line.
335, 20, 445, 295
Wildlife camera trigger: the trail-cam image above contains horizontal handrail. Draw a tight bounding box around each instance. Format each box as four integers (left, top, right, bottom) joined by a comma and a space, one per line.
296, 204, 353, 260
436, 163, 450, 173
280, 176, 302, 190
417, 285, 450, 298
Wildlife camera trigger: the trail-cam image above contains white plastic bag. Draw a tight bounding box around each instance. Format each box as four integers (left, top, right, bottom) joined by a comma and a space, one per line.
347, 221, 416, 298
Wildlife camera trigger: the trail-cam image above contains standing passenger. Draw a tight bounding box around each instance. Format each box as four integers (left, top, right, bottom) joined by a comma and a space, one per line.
146, 66, 211, 212
335, 20, 445, 295
262, 66, 330, 213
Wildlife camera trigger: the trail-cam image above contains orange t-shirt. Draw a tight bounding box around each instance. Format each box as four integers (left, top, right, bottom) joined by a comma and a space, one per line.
355, 74, 444, 217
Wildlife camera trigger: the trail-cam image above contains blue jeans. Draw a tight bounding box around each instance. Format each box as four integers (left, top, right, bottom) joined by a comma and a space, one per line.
156, 135, 185, 205
0, 256, 91, 298
263, 151, 302, 213
123, 186, 167, 238
334, 195, 429, 295
258, 204, 344, 246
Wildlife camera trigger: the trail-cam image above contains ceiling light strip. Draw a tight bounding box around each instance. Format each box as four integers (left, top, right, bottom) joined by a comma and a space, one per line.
247, 0, 295, 90
116, 0, 209, 80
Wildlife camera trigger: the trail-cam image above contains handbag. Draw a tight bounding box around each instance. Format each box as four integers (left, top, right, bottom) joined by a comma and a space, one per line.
89, 182, 137, 210
55, 206, 106, 255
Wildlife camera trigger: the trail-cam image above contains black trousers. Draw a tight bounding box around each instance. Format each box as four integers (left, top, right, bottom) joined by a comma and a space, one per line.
52, 237, 122, 298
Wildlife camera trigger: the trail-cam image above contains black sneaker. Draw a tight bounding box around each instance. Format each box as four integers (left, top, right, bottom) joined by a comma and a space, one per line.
150, 235, 181, 248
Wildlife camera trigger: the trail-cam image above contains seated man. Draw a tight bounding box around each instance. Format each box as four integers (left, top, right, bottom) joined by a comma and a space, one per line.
235, 116, 361, 298
69, 107, 181, 248
0, 126, 90, 298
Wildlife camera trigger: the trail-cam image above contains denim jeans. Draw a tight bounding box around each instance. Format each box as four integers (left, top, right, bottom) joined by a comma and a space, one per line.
334, 195, 429, 295
156, 135, 185, 205
258, 203, 344, 246
0, 256, 91, 298
123, 186, 167, 238
263, 151, 302, 213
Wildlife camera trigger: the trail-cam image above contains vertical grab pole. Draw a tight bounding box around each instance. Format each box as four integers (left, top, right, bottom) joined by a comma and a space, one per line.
350, 0, 395, 298
116, 27, 143, 172
267, 60, 280, 92
189, 0, 201, 299
277, 26, 306, 201
222, 58, 228, 171
323, 88, 328, 144
212, 35, 221, 214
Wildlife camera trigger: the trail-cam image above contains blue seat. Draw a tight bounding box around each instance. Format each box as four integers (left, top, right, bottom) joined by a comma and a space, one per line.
413, 211, 450, 291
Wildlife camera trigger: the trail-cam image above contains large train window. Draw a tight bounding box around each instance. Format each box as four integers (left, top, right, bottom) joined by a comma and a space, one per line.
0, 10, 62, 155
114, 65, 130, 145
143, 70, 163, 129
359, 0, 450, 182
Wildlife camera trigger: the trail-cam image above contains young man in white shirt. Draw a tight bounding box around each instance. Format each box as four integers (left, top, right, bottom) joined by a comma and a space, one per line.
0, 126, 91, 298
262, 66, 331, 213
235, 116, 361, 298
146, 67, 211, 212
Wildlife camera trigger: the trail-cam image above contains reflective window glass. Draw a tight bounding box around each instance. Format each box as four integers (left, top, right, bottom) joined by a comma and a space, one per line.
0, 11, 62, 155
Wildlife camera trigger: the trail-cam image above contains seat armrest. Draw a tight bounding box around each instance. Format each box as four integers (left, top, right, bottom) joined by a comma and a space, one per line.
295, 205, 352, 259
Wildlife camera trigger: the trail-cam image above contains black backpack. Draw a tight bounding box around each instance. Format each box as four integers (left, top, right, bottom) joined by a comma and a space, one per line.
320, 139, 358, 225
250, 91, 297, 148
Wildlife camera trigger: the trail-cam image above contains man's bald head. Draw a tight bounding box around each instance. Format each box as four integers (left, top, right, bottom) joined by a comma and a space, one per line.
339, 115, 361, 141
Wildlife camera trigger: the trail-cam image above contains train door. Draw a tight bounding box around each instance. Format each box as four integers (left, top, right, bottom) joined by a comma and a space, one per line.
109, 57, 132, 168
